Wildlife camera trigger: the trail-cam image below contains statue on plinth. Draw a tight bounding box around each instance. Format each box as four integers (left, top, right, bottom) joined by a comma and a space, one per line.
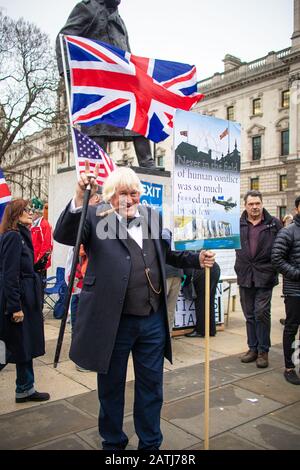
56, 0, 155, 168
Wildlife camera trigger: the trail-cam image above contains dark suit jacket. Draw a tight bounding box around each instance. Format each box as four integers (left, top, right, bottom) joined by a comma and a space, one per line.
54, 202, 201, 373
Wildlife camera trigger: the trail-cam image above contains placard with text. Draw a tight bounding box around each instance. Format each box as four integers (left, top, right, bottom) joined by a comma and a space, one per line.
173, 110, 241, 250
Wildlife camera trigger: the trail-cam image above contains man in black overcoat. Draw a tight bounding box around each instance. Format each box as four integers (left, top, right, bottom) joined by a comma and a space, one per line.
54, 164, 215, 450
56, 0, 156, 168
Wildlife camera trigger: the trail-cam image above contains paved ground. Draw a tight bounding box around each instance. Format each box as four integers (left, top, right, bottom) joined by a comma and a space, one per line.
0, 284, 299, 450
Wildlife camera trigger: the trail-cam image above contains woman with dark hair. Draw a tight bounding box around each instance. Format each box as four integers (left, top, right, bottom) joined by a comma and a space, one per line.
0, 199, 50, 403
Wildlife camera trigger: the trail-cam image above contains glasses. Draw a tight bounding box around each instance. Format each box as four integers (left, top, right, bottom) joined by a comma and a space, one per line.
23, 207, 33, 214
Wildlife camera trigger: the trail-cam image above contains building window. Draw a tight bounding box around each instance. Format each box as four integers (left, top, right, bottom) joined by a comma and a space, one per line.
279, 206, 287, 221
250, 177, 259, 191
279, 174, 287, 192
119, 141, 130, 150
60, 152, 66, 164
157, 155, 164, 168
282, 90, 290, 108
227, 106, 234, 121
38, 166, 42, 177
281, 130, 289, 156
252, 136, 261, 160
253, 98, 261, 115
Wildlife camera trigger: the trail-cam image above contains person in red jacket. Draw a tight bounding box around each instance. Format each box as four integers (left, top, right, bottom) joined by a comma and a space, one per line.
31, 207, 53, 269
31, 205, 53, 296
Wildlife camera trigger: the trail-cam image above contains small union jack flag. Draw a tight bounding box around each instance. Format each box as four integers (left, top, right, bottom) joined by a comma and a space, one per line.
0, 168, 12, 222
72, 128, 116, 186
65, 35, 204, 143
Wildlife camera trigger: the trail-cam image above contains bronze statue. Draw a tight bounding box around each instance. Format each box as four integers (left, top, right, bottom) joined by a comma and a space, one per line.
56, 0, 155, 168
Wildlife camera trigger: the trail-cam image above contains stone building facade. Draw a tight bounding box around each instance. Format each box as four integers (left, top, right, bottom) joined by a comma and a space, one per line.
194, 0, 300, 217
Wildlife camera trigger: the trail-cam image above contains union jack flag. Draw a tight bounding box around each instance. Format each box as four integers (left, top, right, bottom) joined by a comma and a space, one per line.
72, 128, 116, 186
65, 35, 204, 143
0, 168, 12, 222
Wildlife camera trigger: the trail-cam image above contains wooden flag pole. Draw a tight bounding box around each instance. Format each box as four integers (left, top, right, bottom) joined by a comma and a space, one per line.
204, 266, 210, 450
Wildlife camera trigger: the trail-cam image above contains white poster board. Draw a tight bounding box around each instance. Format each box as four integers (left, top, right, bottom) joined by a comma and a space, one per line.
173, 282, 224, 329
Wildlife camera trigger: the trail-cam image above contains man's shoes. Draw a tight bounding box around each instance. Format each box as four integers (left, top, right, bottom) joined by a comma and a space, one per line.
284, 369, 300, 385
185, 329, 216, 338
256, 352, 269, 368
279, 318, 286, 326
185, 329, 203, 338
240, 350, 258, 363
16, 391, 50, 403
76, 364, 92, 372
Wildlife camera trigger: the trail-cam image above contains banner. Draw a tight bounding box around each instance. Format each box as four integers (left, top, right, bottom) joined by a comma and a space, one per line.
173, 110, 241, 250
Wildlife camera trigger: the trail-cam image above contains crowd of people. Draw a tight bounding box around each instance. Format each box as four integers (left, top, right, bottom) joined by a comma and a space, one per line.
0, 173, 299, 450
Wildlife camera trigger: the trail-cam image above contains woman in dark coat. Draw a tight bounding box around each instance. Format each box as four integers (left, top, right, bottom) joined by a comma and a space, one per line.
0, 199, 50, 403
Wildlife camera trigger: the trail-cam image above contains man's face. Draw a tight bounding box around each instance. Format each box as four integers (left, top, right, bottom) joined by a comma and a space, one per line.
104, 0, 121, 9
245, 196, 263, 219
110, 185, 140, 219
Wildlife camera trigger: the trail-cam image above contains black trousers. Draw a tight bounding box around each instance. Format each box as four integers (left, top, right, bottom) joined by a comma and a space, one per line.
193, 263, 221, 336
239, 286, 273, 353
93, 135, 155, 168
283, 296, 300, 369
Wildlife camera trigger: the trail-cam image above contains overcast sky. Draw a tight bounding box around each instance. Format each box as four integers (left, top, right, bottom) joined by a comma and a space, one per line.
0, 0, 294, 80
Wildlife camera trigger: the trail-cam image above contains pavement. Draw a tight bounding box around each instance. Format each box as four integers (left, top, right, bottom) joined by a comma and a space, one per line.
0, 283, 299, 451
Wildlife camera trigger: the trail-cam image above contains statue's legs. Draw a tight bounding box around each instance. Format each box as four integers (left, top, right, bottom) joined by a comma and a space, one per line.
133, 136, 156, 168
91, 135, 156, 168
92, 136, 108, 152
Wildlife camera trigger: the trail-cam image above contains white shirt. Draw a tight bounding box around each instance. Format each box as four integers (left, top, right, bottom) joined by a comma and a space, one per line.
70, 198, 143, 249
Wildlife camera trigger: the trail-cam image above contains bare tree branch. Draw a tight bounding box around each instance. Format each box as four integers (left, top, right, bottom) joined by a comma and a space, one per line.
0, 11, 59, 164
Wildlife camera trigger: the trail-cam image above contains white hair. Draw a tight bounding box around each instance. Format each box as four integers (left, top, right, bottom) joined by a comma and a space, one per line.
102, 167, 144, 202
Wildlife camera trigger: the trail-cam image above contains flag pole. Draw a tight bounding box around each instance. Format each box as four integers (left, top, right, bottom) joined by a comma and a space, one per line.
59, 34, 74, 127
204, 266, 210, 450
53, 36, 92, 368
53, 184, 91, 368
59, 34, 79, 163
227, 120, 231, 154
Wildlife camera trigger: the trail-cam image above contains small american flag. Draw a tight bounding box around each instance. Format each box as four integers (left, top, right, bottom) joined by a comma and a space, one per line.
180, 130, 188, 137
0, 168, 12, 223
72, 128, 116, 186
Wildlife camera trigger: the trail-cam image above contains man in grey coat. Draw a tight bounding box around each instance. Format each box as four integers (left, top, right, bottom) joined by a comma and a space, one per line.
56, 0, 156, 168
